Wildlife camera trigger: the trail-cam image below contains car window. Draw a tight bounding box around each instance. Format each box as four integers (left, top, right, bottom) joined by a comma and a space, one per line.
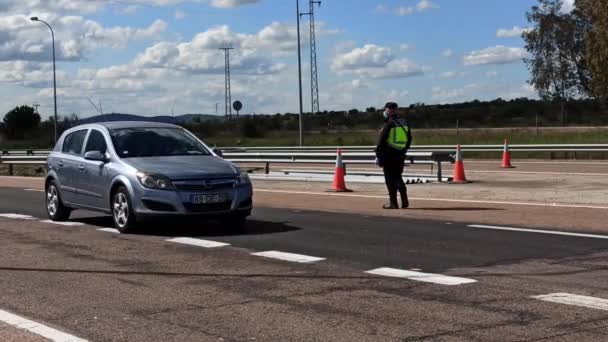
62, 130, 88, 155
85, 130, 107, 154
110, 128, 210, 158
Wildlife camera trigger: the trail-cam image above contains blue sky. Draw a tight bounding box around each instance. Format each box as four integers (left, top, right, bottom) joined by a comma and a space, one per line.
0, 0, 572, 118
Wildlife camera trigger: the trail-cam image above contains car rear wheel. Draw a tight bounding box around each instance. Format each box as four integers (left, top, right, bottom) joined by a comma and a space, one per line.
46, 180, 71, 221
112, 187, 137, 233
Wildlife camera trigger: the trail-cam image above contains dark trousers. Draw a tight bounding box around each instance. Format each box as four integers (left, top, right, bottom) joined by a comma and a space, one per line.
382, 157, 407, 206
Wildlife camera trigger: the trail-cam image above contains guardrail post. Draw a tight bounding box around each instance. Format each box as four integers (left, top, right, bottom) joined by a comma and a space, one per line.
437, 161, 442, 183
8, 164, 14, 176
265, 162, 270, 175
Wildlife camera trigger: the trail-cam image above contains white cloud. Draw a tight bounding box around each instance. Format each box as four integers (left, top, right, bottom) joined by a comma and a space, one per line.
463, 46, 529, 66
497, 26, 530, 38
332, 44, 393, 70
120, 5, 141, 14
0, 15, 167, 62
416, 0, 439, 11
441, 49, 453, 57
400, 44, 415, 52
561, 0, 575, 13
210, 0, 260, 8
486, 71, 498, 77
377, 0, 439, 16
375, 4, 389, 14
331, 44, 428, 79
175, 9, 186, 20
432, 83, 480, 103
397, 6, 414, 16
440, 71, 465, 79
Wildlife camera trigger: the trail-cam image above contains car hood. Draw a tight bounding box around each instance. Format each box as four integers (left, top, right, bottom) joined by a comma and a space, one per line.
123, 155, 239, 180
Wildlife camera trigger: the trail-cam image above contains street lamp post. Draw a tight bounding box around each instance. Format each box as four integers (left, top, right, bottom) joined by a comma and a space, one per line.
296, 0, 304, 146
30, 17, 58, 143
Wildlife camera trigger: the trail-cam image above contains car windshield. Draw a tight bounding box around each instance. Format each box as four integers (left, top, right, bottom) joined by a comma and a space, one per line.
110, 127, 210, 158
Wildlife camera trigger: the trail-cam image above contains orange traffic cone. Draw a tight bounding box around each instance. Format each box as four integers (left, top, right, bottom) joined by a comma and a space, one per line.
328, 149, 352, 192
502, 139, 514, 168
452, 144, 468, 183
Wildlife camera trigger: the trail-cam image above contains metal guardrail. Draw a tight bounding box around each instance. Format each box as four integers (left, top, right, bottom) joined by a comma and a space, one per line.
222, 144, 608, 153
0, 149, 454, 182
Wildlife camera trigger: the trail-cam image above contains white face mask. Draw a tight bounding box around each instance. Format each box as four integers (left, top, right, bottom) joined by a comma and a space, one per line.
383, 110, 389, 120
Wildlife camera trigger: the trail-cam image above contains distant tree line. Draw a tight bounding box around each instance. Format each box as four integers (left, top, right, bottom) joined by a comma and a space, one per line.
0, 105, 79, 143
2, 97, 608, 146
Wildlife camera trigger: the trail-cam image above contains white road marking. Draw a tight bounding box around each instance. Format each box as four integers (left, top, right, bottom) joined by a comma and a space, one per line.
465, 170, 608, 177
167, 237, 230, 248
0, 309, 88, 342
0, 213, 35, 220
469, 224, 608, 240
532, 293, 608, 311
97, 228, 120, 234
24, 188, 44, 192
252, 251, 325, 263
366, 267, 477, 286
40, 220, 84, 227
254, 189, 608, 210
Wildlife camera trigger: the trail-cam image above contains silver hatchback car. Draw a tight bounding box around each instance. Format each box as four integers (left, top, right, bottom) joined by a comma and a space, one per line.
45, 121, 253, 233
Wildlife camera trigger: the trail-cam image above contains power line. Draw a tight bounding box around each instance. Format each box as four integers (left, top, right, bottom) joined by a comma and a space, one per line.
301, 0, 322, 114
219, 47, 234, 120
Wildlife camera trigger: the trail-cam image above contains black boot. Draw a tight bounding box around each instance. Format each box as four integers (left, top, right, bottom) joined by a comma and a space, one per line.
383, 193, 399, 209
400, 187, 409, 209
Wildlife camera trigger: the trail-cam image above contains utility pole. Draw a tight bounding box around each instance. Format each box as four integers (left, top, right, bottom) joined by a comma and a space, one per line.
296, 0, 305, 146
219, 47, 234, 120
32, 104, 40, 114
300, 0, 322, 114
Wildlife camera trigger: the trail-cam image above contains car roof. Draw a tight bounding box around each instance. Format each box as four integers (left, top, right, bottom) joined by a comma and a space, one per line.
98, 121, 180, 130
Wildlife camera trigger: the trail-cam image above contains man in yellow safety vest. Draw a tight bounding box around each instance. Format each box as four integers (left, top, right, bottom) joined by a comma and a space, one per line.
375, 102, 412, 209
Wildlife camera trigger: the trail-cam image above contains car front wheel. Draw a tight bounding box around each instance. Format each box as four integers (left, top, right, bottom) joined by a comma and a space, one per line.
46, 180, 71, 221
112, 187, 137, 233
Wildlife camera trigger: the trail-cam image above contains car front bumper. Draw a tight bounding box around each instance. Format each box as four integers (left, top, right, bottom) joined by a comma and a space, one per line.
130, 183, 253, 218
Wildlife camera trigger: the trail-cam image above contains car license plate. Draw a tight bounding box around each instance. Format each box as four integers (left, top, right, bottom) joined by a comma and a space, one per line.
191, 193, 227, 204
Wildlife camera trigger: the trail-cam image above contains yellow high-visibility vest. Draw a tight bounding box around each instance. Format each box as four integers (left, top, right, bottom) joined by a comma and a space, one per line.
387, 124, 409, 150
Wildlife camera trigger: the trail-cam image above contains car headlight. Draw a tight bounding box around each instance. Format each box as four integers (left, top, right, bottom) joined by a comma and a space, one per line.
236, 172, 251, 185
136, 172, 176, 190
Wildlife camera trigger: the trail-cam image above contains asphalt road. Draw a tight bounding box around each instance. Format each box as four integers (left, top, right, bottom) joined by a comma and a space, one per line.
1, 186, 608, 341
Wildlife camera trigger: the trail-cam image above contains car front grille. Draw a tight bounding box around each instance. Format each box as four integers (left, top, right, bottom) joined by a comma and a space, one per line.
174, 179, 236, 192
183, 202, 232, 213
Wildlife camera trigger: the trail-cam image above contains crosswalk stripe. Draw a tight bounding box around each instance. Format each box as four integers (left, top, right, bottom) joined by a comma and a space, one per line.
366, 267, 477, 286
0, 309, 88, 342
533, 293, 608, 311
251, 251, 325, 263
167, 237, 230, 248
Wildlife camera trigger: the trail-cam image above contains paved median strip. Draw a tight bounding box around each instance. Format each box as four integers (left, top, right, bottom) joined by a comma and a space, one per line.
365, 267, 477, 286
40, 220, 84, 227
532, 293, 608, 311
0, 309, 88, 342
0, 213, 35, 220
251, 251, 325, 263
167, 237, 230, 248
468, 224, 608, 240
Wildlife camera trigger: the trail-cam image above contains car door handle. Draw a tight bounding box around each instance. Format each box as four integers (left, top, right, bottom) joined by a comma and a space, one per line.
58, 161, 64, 167
78, 165, 85, 171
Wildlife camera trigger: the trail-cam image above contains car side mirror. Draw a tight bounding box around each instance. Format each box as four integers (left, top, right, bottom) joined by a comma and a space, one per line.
84, 150, 107, 162
213, 148, 223, 158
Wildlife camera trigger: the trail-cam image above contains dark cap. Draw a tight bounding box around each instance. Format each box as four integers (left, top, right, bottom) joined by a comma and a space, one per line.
384, 102, 398, 110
